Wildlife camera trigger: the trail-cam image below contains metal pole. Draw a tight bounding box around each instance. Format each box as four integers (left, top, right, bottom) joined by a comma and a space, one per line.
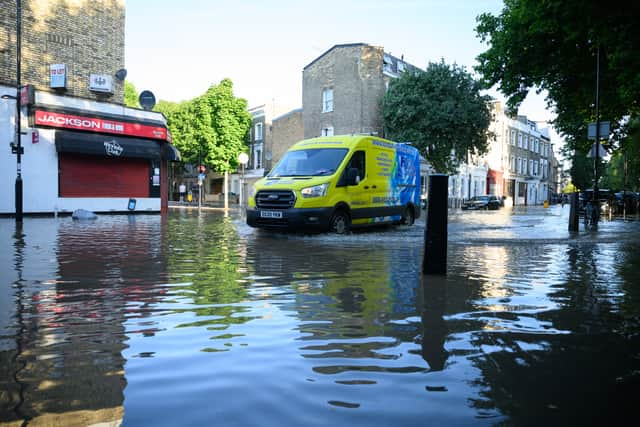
15, 0, 23, 222
239, 163, 244, 212
592, 45, 600, 229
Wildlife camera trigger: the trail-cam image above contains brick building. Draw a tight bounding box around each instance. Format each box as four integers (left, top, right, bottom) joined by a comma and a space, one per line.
1, 0, 178, 215
1, 0, 126, 102
302, 43, 420, 139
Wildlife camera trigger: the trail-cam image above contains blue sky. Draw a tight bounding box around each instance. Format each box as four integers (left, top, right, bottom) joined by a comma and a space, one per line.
125, 0, 554, 129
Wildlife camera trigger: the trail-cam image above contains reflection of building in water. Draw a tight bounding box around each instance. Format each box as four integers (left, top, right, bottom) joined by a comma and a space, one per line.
1, 216, 167, 425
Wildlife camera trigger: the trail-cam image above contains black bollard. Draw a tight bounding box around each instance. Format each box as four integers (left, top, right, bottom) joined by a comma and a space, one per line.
568, 192, 579, 232
423, 174, 448, 275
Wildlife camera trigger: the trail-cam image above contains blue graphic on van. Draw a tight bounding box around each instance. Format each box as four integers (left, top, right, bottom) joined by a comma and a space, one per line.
391, 143, 420, 207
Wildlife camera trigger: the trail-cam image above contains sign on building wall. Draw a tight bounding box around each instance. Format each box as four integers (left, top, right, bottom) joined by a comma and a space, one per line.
50, 64, 67, 88
34, 110, 168, 140
89, 74, 114, 93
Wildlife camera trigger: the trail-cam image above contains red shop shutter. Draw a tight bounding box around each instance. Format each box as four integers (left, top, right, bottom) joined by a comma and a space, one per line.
59, 153, 150, 198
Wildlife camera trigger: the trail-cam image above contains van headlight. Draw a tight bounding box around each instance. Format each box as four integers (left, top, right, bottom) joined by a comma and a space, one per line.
301, 183, 329, 198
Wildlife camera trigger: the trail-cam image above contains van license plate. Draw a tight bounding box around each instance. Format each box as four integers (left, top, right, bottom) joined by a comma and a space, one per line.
260, 210, 283, 219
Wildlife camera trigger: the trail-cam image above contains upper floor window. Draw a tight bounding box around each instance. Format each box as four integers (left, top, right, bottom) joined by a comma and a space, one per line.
518, 133, 523, 148
511, 130, 516, 145
321, 126, 334, 137
255, 122, 263, 141
255, 149, 262, 169
322, 88, 333, 113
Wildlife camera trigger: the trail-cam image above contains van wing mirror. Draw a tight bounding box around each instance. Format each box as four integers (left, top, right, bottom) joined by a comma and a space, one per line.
347, 167, 360, 185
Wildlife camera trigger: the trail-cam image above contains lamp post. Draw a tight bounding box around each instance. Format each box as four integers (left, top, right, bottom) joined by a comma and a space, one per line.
7, 0, 23, 222
592, 44, 601, 230
238, 152, 249, 210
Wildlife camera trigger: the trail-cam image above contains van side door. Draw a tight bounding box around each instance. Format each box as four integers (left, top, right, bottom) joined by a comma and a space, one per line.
337, 150, 369, 221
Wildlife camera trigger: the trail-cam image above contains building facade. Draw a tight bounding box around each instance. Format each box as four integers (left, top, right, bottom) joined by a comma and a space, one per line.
486, 101, 557, 206
302, 43, 419, 139
1, 0, 126, 102
1, 0, 178, 215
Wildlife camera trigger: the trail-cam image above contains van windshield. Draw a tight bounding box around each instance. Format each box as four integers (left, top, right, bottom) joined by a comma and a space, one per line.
268, 148, 349, 177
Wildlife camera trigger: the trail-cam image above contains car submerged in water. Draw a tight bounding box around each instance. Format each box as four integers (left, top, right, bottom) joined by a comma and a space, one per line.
461, 195, 502, 211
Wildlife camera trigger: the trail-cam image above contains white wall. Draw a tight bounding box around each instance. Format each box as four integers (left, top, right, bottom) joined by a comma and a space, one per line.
1, 85, 162, 215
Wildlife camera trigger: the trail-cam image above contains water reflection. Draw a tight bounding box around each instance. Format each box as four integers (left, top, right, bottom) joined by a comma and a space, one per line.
0, 211, 638, 426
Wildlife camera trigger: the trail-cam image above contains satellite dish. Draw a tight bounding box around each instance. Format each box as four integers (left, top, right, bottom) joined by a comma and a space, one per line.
115, 69, 127, 81
139, 90, 156, 111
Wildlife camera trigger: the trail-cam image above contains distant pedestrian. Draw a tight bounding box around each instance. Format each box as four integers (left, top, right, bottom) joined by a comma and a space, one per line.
585, 200, 593, 228
179, 183, 186, 202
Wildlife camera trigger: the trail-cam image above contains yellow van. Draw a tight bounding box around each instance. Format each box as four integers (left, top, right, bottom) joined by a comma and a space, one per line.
246, 135, 421, 233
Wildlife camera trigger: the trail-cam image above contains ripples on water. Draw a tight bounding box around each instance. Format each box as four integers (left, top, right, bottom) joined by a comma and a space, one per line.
1, 208, 639, 426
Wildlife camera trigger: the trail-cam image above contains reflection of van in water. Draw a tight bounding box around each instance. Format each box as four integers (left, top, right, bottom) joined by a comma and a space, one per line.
246, 135, 421, 233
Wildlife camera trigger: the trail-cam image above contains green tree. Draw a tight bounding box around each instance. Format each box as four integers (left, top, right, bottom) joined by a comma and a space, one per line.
123, 80, 139, 108
601, 117, 640, 191
475, 0, 640, 155
154, 79, 251, 173
381, 60, 493, 174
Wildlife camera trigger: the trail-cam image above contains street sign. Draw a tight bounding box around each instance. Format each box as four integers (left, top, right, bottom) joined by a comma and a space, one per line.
588, 121, 610, 140
198, 173, 205, 181
587, 142, 607, 158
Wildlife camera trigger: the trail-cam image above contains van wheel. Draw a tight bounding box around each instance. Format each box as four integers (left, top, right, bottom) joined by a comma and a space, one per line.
402, 206, 415, 226
330, 209, 350, 234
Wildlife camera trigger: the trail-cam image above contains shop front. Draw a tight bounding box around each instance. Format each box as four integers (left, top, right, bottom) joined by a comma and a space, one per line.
0, 88, 179, 215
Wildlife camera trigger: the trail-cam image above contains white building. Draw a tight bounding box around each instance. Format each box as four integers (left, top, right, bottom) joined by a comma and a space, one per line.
1, 86, 178, 215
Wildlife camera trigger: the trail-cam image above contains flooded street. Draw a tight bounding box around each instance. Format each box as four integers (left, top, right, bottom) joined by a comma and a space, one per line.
1, 206, 639, 426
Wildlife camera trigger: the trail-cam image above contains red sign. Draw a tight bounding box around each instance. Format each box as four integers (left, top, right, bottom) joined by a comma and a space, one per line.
34, 110, 168, 140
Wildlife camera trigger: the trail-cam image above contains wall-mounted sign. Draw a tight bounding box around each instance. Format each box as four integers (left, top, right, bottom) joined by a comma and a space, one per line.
34, 110, 168, 140
89, 73, 113, 93
20, 85, 35, 106
50, 64, 67, 88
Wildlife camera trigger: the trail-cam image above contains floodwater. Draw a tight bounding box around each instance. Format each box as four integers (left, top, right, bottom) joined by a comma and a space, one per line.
1, 206, 639, 426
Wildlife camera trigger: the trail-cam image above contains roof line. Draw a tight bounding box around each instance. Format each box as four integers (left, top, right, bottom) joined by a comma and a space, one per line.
303, 43, 368, 70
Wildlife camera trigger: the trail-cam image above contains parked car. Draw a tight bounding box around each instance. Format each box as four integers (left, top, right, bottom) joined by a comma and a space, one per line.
461, 195, 502, 210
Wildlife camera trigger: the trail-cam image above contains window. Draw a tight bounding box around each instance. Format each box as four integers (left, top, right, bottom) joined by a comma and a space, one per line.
322, 88, 333, 113
255, 122, 263, 141
529, 160, 533, 175
321, 126, 334, 136
524, 135, 528, 150
344, 151, 365, 183
255, 149, 262, 169
523, 157, 527, 174
511, 130, 516, 145
510, 155, 515, 172
517, 157, 522, 174
518, 133, 522, 147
